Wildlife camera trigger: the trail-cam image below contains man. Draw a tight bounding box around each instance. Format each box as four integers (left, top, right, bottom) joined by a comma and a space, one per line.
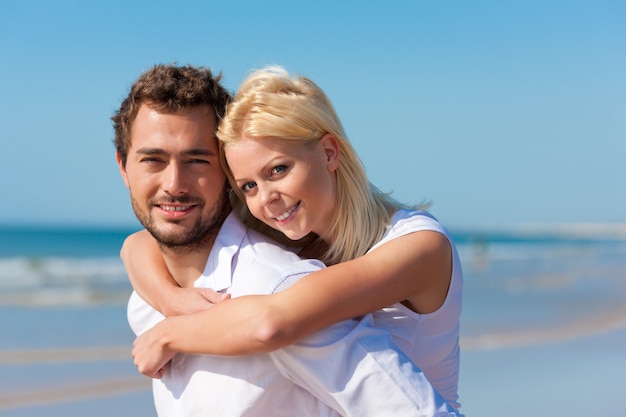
113, 64, 458, 416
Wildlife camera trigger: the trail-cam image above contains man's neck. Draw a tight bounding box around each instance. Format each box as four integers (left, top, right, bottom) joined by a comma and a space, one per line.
159, 233, 218, 288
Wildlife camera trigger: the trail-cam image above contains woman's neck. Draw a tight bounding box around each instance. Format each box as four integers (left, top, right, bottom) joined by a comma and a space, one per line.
299, 238, 331, 264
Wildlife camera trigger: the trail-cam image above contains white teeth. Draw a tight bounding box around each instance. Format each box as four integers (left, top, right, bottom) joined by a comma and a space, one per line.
275, 205, 296, 221
161, 205, 191, 212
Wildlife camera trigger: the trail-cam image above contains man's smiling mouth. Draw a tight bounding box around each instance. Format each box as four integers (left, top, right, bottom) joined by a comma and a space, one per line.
159, 204, 194, 212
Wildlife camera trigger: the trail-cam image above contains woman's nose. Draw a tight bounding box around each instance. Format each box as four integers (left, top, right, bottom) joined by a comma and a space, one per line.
259, 184, 279, 205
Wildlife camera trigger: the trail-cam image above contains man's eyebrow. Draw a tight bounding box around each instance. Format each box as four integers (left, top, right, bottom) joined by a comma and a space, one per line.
183, 149, 217, 156
135, 148, 216, 156
136, 147, 167, 155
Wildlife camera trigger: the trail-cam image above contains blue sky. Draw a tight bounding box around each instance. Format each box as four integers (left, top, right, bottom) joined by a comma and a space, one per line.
1, 0, 624, 230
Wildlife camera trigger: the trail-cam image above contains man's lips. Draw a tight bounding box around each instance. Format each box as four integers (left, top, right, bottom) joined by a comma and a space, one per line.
159, 204, 194, 212
153, 202, 198, 218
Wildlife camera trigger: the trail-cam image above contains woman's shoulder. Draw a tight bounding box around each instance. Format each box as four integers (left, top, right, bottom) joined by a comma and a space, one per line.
390, 208, 448, 234
366, 209, 451, 253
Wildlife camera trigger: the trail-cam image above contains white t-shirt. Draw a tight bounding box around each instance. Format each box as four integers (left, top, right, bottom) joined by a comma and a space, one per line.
371, 209, 463, 409
128, 212, 459, 417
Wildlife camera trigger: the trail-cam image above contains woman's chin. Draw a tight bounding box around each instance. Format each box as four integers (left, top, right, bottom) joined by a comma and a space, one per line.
280, 228, 309, 242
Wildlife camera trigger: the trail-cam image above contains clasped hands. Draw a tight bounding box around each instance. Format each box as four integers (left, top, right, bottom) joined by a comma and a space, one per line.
132, 287, 230, 378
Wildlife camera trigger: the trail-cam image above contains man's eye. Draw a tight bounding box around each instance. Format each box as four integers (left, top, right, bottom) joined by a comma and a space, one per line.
140, 157, 164, 164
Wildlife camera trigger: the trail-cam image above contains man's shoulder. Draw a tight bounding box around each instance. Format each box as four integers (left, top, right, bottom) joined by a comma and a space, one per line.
223, 217, 324, 294
220, 212, 320, 267
241, 226, 325, 273
127, 291, 164, 336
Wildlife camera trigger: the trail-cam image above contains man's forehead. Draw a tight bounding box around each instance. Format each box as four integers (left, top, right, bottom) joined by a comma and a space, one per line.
137, 102, 216, 120
128, 104, 218, 150
133, 146, 217, 156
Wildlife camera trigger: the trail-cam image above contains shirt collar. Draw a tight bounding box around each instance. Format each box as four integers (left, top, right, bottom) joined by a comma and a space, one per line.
195, 212, 247, 292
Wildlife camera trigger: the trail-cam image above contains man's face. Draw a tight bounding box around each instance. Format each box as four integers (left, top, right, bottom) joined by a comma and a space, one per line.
117, 104, 229, 250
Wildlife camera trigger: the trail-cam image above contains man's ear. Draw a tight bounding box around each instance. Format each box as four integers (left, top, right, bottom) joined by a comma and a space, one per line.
320, 134, 340, 172
116, 152, 130, 188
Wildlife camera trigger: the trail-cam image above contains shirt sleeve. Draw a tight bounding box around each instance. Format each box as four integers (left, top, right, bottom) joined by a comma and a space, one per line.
269, 314, 460, 417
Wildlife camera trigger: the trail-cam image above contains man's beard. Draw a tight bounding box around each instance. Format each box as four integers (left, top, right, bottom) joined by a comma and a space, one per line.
130, 188, 230, 254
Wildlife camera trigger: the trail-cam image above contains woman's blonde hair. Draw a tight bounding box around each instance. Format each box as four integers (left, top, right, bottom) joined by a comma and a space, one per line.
218, 66, 417, 265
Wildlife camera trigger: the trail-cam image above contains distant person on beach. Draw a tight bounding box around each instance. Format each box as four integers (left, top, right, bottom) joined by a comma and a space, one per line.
121, 65, 464, 412
112, 63, 459, 416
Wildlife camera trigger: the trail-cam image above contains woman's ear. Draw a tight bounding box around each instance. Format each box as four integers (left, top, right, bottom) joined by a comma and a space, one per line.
320, 134, 340, 172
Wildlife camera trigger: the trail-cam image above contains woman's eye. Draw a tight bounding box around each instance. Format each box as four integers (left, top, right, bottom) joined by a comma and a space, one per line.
271, 165, 287, 175
241, 182, 257, 193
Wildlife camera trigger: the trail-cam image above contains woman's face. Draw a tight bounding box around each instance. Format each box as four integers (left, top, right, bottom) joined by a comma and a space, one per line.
224, 134, 340, 242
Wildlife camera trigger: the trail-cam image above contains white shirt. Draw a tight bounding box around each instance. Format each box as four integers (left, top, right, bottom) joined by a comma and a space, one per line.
128, 213, 459, 417
371, 209, 463, 409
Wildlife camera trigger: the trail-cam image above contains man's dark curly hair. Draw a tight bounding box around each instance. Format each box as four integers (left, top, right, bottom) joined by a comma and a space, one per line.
112, 64, 232, 166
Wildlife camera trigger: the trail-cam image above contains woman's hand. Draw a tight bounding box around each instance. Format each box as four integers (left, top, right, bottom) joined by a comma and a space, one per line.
132, 292, 231, 378
132, 319, 177, 379
163, 287, 231, 316
122, 230, 234, 316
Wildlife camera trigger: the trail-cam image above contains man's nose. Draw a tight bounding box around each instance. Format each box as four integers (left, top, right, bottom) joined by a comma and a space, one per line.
163, 162, 189, 196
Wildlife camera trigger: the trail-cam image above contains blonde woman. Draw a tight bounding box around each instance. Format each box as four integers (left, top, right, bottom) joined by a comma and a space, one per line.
124, 66, 464, 410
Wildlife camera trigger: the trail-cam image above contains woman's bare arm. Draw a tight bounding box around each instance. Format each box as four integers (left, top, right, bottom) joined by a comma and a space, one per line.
132, 230, 452, 377
121, 230, 227, 316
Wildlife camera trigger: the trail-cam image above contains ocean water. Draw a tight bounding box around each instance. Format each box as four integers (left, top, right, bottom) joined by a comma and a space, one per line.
457, 230, 626, 342
0, 226, 133, 309
1, 224, 625, 416
0, 226, 151, 416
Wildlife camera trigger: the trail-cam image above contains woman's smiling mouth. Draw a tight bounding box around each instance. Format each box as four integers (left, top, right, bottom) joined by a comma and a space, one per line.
273, 202, 300, 222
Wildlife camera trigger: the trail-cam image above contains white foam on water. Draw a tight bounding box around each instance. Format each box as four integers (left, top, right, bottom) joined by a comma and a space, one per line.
0, 257, 130, 306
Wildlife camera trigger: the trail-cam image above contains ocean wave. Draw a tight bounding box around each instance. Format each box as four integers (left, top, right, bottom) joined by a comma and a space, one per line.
0, 256, 131, 307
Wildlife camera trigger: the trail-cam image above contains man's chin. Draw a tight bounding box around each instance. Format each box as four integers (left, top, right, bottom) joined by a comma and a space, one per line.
148, 223, 197, 246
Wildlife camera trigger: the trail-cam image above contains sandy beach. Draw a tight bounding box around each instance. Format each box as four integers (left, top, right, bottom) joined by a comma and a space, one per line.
2, 228, 624, 416
0, 374, 149, 410
460, 313, 626, 416
1, 307, 625, 417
